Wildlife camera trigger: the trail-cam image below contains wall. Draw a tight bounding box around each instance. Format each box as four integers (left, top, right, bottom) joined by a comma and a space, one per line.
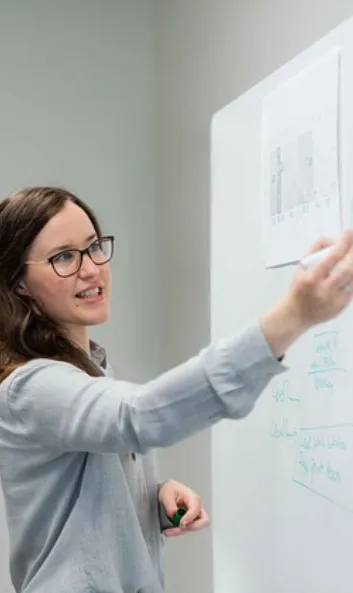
0, 1, 157, 591
154, 2, 353, 593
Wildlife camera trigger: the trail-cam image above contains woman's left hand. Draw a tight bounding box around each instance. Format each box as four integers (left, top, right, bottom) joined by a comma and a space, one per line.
158, 479, 210, 537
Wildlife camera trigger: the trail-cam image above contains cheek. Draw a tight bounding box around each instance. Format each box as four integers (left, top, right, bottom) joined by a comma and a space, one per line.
101, 264, 112, 288
27, 273, 73, 312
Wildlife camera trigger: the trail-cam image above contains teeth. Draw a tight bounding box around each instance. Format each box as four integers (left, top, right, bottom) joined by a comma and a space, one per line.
78, 288, 100, 299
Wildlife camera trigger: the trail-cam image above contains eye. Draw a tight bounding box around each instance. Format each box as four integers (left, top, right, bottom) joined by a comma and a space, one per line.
52, 251, 74, 264
88, 240, 102, 253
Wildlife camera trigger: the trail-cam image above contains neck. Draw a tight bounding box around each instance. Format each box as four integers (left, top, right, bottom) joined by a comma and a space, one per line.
66, 326, 90, 356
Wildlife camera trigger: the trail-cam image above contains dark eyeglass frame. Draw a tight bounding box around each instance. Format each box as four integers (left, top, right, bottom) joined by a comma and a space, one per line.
25, 235, 115, 278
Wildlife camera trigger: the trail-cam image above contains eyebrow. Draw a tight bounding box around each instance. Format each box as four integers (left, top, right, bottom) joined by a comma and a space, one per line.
47, 233, 98, 256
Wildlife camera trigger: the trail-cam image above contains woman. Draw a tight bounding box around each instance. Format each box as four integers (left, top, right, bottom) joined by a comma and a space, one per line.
0, 186, 352, 593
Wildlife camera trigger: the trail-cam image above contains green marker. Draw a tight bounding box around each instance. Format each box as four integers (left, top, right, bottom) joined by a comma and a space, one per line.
171, 506, 187, 527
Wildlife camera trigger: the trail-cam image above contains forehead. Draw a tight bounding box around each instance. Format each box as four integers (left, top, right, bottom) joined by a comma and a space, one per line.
29, 201, 97, 256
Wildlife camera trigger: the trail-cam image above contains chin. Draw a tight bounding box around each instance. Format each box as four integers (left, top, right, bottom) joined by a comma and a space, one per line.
86, 312, 111, 326
81, 307, 111, 326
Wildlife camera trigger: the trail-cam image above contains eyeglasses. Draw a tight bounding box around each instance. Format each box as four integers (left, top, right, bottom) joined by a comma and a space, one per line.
25, 235, 114, 278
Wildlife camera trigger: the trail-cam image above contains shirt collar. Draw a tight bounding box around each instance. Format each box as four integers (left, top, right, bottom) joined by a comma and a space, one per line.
89, 340, 107, 370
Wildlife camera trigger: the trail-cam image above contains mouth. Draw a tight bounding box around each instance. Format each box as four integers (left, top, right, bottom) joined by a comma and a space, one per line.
75, 287, 103, 300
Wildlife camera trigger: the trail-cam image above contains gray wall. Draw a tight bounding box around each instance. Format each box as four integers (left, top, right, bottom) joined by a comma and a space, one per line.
0, 2, 158, 591
155, 2, 353, 593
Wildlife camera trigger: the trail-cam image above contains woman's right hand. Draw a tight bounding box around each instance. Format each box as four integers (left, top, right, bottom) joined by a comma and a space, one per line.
260, 229, 353, 359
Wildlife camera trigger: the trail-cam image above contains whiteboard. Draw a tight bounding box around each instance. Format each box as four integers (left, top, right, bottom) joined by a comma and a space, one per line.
211, 15, 353, 593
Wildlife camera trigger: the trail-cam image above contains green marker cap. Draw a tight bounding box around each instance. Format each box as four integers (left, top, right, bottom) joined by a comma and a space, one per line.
171, 506, 187, 527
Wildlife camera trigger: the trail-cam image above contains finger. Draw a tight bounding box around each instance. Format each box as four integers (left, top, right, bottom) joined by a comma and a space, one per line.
159, 486, 178, 518
164, 510, 210, 536
304, 235, 334, 257
179, 495, 202, 528
326, 246, 353, 291
182, 509, 210, 532
162, 498, 178, 518
163, 527, 184, 537
312, 230, 353, 281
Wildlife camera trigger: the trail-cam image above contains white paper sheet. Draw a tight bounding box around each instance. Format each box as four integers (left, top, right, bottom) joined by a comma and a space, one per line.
262, 50, 342, 267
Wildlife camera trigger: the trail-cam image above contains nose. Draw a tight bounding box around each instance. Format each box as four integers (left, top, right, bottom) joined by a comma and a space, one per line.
78, 253, 100, 278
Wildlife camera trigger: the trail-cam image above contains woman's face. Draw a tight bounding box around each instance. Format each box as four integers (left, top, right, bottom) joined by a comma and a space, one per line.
19, 201, 112, 347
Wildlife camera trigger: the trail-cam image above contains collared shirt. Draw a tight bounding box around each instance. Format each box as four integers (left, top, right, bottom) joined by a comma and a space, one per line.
0, 324, 285, 592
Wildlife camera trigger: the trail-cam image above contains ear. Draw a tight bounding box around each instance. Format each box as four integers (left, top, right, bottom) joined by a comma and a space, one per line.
16, 282, 29, 296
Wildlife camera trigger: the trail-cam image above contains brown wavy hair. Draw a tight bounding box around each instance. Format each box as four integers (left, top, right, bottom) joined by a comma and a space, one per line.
0, 186, 104, 382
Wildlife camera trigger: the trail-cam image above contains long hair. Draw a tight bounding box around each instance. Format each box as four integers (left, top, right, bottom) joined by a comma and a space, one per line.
0, 186, 104, 382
